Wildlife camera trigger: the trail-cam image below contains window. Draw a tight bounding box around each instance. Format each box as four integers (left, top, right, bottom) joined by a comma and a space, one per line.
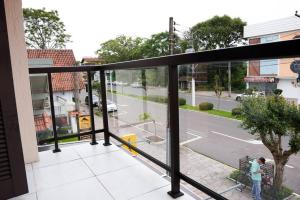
260, 59, 278, 75
260, 35, 279, 75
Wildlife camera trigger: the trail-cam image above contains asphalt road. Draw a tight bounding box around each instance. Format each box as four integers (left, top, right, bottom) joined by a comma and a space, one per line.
110, 85, 240, 111
106, 92, 300, 193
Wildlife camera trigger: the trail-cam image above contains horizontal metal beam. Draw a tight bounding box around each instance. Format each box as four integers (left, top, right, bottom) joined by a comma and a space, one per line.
29, 39, 300, 74
109, 132, 171, 171
38, 129, 104, 145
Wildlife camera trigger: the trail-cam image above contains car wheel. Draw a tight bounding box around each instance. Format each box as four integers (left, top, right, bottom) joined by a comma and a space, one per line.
236, 97, 241, 101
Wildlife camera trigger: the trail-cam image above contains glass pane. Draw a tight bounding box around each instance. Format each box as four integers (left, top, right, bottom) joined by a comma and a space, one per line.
178, 57, 299, 199
30, 73, 53, 145
108, 67, 170, 168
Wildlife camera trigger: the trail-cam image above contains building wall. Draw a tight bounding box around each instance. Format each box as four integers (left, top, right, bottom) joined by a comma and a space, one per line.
277, 79, 300, 104
279, 30, 300, 78
5, 0, 39, 163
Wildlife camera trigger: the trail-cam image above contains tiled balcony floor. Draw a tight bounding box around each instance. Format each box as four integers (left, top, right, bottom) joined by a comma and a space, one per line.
11, 141, 196, 200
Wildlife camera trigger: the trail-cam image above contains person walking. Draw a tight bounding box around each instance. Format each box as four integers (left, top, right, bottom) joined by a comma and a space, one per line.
250, 157, 265, 200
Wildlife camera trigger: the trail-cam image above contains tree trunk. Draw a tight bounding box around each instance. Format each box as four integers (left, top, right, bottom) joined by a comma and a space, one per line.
273, 159, 285, 190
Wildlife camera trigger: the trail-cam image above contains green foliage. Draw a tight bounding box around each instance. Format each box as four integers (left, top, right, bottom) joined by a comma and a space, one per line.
139, 112, 152, 121
96, 35, 145, 63
37, 129, 52, 142
178, 98, 186, 106
57, 126, 71, 135
273, 89, 283, 96
263, 186, 293, 200
199, 102, 214, 110
244, 88, 253, 95
23, 8, 71, 49
190, 15, 246, 50
229, 170, 293, 200
231, 107, 242, 116
141, 32, 186, 58
241, 95, 300, 189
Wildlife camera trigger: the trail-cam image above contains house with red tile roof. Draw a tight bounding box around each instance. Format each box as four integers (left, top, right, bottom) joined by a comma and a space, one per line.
28, 49, 85, 133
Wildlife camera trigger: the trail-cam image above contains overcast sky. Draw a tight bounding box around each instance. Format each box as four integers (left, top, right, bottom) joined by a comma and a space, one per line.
22, 0, 299, 60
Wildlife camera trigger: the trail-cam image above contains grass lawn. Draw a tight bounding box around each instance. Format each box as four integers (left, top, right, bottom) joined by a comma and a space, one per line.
107, 90, 240, 120
58, 136, 79, 143
180, 104, 240, 120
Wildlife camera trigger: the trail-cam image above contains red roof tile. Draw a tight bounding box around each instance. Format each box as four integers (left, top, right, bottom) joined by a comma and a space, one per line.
51, 73, 85, 92
27, 49, 85, 92
34, 113, 52, 132
27, 49, 76, 67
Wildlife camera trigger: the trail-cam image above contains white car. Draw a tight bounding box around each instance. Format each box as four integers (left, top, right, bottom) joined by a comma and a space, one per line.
236, 92, 264, 101
85, 95, 99, 106
100, 100, 118, 112
130, 82, 143, 88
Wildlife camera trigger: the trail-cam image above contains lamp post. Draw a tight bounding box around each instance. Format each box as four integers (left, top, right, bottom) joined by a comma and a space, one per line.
185, 47, 196, 106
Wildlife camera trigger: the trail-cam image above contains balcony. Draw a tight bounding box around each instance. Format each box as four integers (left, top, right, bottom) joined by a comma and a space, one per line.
10, 141, 197, 200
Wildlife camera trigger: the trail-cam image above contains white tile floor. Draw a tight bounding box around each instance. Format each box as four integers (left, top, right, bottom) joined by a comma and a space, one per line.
10, 141, 196, 200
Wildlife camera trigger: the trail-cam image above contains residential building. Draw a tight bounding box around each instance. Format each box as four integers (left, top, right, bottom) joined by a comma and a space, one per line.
28, 49, 85, 133
244, 16, 300, 103
81, 57, 103, 82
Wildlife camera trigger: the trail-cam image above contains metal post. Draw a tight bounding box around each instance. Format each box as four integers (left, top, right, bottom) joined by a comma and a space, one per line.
167, 65, 184, 198
228, 62, 231, 97
87, 71, 98, 145
167, 16, 175, 175
47, 73, 61, 153
100, 70, 111, 146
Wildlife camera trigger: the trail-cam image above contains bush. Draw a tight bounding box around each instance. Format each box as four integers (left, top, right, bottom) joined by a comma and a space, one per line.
263, 186, 293, 200
229, 170, 293, 200
37, 129, 53, 142
178, 98, 186, 106
232, 107, 242, 116
145, 95, 186, 106
146, 95, 168, 103
199, 102, 214, 110
273, 89, 283, 96
57, 126, 71, 135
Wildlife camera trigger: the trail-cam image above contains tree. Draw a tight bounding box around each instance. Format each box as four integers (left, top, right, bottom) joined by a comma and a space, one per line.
241, 93, 300, 191
190, 15, 246, 51
189, 15, 246, 95
23, 8, 71, 49
141, 32, 188, 58
96, 35, 145, 63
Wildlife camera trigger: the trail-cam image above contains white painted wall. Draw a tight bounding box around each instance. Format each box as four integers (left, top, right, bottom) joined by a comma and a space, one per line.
277, 79, 300, 104
32, 91, 76, 116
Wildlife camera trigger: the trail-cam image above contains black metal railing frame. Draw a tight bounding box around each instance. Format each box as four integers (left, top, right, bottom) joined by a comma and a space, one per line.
28, 39, 300, 200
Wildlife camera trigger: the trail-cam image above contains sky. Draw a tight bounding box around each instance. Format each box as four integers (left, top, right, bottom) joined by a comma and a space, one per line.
22, 0, 300, 60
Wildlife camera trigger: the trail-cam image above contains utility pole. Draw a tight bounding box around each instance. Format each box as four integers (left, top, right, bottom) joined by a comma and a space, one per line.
228, 62, 232, 97
166, 17, 175, 175
169, 17, 174, 55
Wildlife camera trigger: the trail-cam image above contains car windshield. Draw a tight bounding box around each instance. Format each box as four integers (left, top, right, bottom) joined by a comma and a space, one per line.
107, 100, 114, 105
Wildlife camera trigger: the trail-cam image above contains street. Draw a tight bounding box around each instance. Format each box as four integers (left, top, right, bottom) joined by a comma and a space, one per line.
111, 85, 240, 111
105, 91, 300, 193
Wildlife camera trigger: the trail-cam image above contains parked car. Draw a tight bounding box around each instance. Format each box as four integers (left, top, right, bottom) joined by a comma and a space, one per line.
130, 82, 143, 88
236, 91, 264, 101
99, 100, 118, 112
85, 95, 99, 106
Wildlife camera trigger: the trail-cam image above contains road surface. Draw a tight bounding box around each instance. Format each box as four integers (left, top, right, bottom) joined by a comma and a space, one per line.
105, 92, 300, 193
111, 85, 240, 111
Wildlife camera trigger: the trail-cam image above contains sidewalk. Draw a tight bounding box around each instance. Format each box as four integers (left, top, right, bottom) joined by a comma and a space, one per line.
110, 123, 253, 200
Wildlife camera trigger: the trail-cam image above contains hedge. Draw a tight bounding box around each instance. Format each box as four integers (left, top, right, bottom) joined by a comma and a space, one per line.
144, 95, 186, 106
232, 107, 242, 116
199, 102, 214, 110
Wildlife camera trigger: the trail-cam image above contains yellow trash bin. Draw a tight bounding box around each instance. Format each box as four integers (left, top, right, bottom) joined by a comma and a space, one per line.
120, 134, 138, 156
